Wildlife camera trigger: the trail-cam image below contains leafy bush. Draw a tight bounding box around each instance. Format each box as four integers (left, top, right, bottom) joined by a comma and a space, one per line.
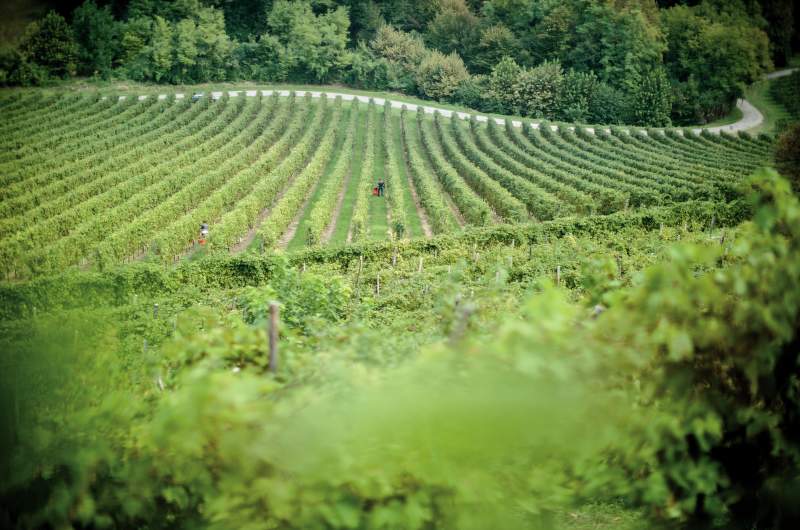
510, 60, 564, 118
0, 49, 48, 87
415, 50, 470, 101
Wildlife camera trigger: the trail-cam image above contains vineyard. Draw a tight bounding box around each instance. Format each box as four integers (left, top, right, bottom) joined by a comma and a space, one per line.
0, 90, 773, 279
3, 85, 800, 530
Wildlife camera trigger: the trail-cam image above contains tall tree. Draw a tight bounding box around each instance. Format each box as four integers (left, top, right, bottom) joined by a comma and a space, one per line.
19, 11, 78, 78
72, 0, 118, 78
662, 3, 771, 123
567, 0, 666, 90
265, 0, 350, 83
629, 65, 672, 126
150, 15, 172, 82
425, 0, 480, 67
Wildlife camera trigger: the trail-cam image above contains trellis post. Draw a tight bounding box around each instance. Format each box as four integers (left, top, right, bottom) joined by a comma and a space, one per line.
268, 302, 279, 373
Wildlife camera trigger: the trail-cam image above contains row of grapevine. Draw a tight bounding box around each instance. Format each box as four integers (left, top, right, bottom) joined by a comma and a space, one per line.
547, 126, 708, 194
145, 99, 328, 260
399, 107, 457, 234
2, 96, 263, 274
516, 125, 660, 207
3, 96, 245, 260
349, 102, 377, 242
424, 114, 500, 226
431, 116, 528, 223
0, 94, 102, 147
450, 116, 568, 220
0, 96, 124, 172
381, 101, 408, 239
655, 131, 755, 173
256, 99, 343, 249
534, 124, 697, 203
697, 129, 771, 164
1, 97, 175, 193
571, 128, 724, 187
476, 120, 599, 214
2, 98, 158, 202
180, 96, 323, 252
51, 95, 271, 266
0, 93, 776, 277
200, 97, 320, 251
0, 97, 203, 226
418, 113, 494, 226
0, 96, 131, 168
304, 102, 359, 246
96, 95, 303, 264
497, 122, 630, 214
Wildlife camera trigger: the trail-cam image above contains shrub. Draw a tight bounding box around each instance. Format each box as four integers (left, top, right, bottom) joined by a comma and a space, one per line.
415, 49, 470, 101
510, 60, 564, 118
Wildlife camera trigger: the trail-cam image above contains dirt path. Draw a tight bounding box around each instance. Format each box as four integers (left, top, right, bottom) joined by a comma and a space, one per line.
765, 68, 797, 80
322, 169, 352, 244
229, 206, 270, 253
692, 99, 763, 135
276, 180, 320, 249
398, 140, 433, 237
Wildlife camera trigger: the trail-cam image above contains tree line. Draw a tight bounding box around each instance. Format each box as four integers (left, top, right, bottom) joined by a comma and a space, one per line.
0, 0, 797, 127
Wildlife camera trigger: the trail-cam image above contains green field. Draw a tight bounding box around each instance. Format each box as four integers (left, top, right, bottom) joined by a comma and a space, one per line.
1, 86, 796, 530
0, 90, 773, 279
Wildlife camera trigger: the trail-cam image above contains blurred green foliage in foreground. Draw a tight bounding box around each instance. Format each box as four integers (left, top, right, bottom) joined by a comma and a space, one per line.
1, 170, 800, 529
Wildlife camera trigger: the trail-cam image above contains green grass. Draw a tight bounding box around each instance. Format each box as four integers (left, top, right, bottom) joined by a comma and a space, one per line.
368, 107, 390, 240
390, 114, 425, 239
286, 103, 352, 251
745, 78, 791, 135
329, 106, 366, 245
705, 105, 743, 127
556, 502, 646, 530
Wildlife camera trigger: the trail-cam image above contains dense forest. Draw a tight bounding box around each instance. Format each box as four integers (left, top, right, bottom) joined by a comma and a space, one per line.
1, 0, 797, 126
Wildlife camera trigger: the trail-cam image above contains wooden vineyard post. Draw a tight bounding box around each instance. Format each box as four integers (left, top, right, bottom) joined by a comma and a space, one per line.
418, 257, 424, 273
709, 214, 716, 233
375, 274, 381, 296
556, 265, 561, 286
354, 255, 364, 302
392, 248, 397, 267
153, 303, 159, 319
268, 302, 279, 374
